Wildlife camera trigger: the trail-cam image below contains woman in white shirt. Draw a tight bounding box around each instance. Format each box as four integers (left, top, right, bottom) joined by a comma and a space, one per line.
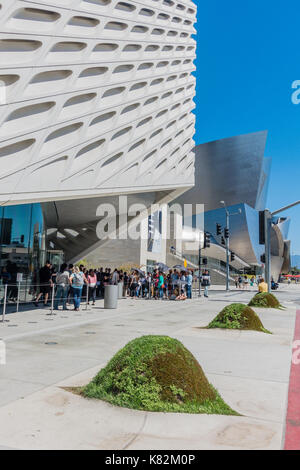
54, 263, 70, 310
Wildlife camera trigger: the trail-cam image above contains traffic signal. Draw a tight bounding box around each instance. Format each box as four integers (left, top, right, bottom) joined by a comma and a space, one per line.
261, 254, 266, 264
204, 232, 211, 249
230, 252, 236, 262
259, 211, 265, 245
216, 223, 222, 236
224, 228, 229, 239
221, 237, 226, 246
202, 258, 208, 265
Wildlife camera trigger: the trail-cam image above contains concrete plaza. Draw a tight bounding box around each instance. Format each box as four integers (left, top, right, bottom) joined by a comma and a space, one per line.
0, 286, 299, 450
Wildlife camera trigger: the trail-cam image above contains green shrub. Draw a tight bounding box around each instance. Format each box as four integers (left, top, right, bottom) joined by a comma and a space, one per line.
83, 335, 238, 415
207, 303, 271, 333
248, 292, 280, 309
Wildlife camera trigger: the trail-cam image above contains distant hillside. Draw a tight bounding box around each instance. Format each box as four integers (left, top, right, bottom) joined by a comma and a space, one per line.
291, 255, 300, 269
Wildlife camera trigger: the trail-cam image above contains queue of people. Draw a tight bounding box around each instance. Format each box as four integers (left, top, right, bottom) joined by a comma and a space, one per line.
26, 262, 212, 311
3, 258, 284, 312
125, 269, 197, 300
234, 275, 279, 292
33, 262, 112, 311
1, 258, 214, 311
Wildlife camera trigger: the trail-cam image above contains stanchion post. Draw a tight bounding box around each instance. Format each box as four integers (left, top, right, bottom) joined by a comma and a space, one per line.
86, 285, 89, 310
198, 247, 202, 297
2, 284, 7, 323
51, 283, 55, 315
16, 282, 21, 313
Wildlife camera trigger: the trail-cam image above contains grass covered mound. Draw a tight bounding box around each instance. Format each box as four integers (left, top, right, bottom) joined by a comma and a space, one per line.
248, 292, 281, 309
207, 303, 271, 333
83, 335, 238, 415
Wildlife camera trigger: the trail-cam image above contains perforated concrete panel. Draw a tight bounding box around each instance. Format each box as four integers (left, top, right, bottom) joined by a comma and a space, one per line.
0, 0, 197, 205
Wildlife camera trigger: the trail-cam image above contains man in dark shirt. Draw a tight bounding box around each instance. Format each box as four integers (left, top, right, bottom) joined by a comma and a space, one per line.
96, 268, 104, 298
6, 261, 18, 301
34, 261, 53, 307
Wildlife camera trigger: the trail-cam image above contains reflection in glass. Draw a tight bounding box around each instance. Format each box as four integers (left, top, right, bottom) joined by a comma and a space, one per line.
0, 203, 46, 281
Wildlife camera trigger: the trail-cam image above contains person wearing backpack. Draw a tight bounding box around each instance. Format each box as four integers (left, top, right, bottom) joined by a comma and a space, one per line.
70, 266, 88, 311
54, 263, 70, 310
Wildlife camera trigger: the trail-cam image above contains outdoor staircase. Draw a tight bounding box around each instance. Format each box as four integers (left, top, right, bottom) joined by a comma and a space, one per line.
167, 247, 235, 286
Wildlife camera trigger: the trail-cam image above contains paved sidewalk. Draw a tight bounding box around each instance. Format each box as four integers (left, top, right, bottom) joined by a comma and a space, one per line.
0, 288, 298, 450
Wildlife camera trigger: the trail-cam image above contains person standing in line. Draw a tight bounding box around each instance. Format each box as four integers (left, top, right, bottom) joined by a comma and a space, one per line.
69, 266, 88, 311
87, 269, 97, 306
54, 263, 70, 310
99, 268, 105, 298
180, 271, 186, 296
96, 268, 102, 298
123, 271, 129, 297
166, 270, 172, 299
171, 269, 179, 295
136, 277, 143, 298
141, 275, 148, 297
103, 268, 110, 288
201, 270, 211, 298
66, 264, 74, 305
112, 269, 119, 285
158, 271, 165, 300
186, 270, 193, 299
81, 267, 88, 302
34, 261, 53, 307
153, 269, 159, 299
163, 274, 168, 300
146, 272, 152, 298
129, 271, 139, 298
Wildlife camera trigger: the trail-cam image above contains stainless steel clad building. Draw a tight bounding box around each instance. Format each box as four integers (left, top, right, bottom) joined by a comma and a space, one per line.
175, 132, 291, 281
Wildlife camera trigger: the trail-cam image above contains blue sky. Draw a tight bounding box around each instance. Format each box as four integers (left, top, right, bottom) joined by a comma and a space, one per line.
194, 0, 300, 254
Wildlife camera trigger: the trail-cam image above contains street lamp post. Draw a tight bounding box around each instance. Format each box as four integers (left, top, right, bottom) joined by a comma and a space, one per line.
225, 211, 230, 292
264, 209, 272, 292
220, 201, 230, 291
226, 214, 230, 291
198, 244, 202, 297
220, 201, 241, 292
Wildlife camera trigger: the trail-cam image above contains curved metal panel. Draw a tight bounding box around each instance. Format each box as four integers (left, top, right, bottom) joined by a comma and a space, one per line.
204, 203, 264, 266
177, 131, 269, 211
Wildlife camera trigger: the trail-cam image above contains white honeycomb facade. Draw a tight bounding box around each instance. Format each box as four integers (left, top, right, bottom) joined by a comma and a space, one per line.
0, 0, 197, 205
